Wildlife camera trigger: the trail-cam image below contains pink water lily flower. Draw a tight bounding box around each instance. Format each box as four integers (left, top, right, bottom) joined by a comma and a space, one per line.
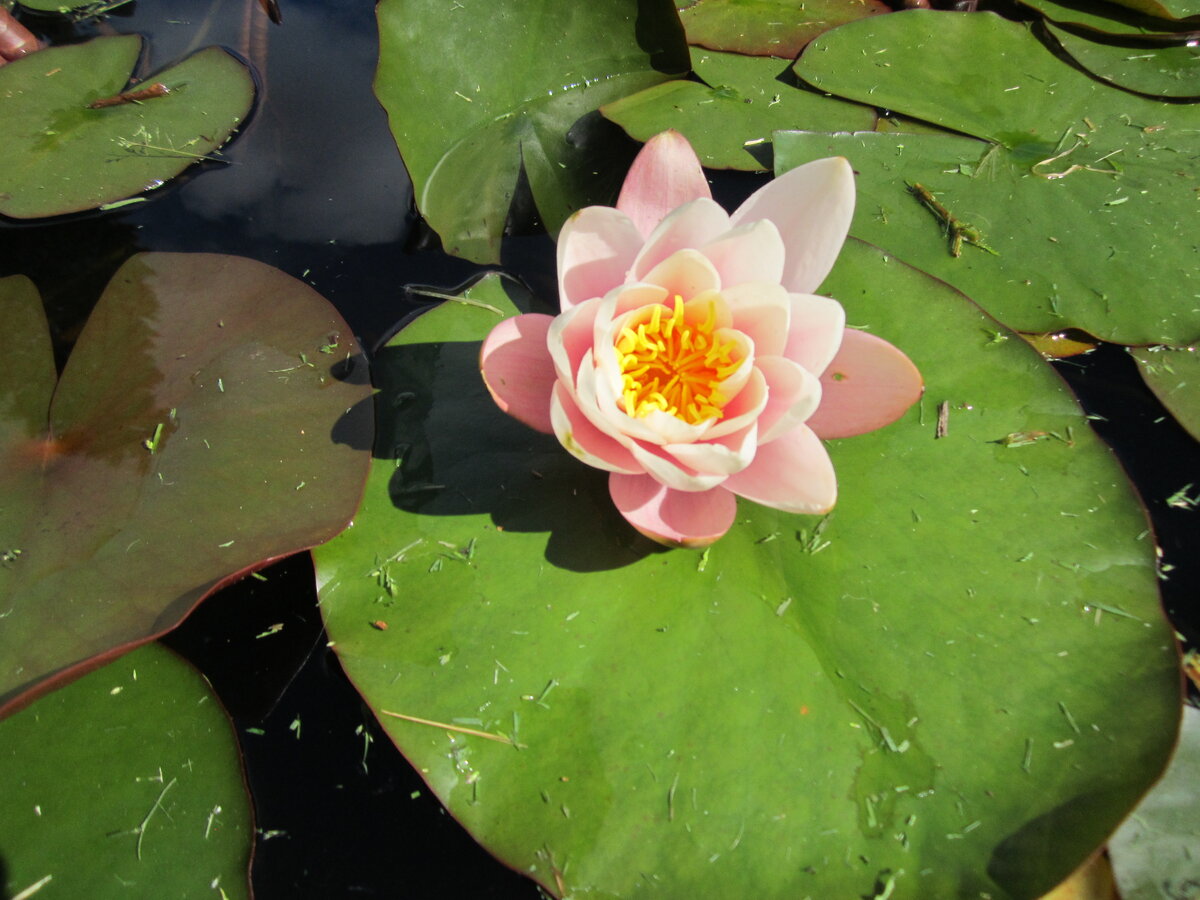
480, 131, 922, 547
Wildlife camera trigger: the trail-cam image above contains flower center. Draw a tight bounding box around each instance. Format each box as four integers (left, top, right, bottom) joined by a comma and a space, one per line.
614, 295, 742, 425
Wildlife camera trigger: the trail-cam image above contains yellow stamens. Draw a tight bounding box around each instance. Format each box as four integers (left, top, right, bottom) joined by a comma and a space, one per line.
615, 296, 742, 424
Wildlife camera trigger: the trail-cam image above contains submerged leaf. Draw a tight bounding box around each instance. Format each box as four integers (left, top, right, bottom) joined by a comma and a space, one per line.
314, 254, 1177, 898
0, 254, 372, 715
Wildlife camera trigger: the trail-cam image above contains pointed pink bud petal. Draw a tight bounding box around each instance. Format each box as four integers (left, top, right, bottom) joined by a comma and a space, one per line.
783, 293, 845, 377
806, 329, 924, 439
557, 206, 645, 311
609, 474, 736, 548
479, 314, 556, 434
617, 130, 712, 239
699, 219, 785, 289
729, 157, 855, 295
631, 199, 730, 283
550, 383, 642, 474
723, 424, 836, 514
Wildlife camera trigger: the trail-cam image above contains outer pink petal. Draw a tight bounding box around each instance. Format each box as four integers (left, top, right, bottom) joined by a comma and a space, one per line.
550, 383, 642, 474
616, 130, 712, 239
609, 474, 736, 548
631, 199, 731, 282
728, 157, 855, 295
723, 424, 836, 514
548, 296, 603, 384
698, 219, 785, 289
480, 314, 556, 434
755, 356, 822, 444
806, 329, 924, 439
783, 293, 845, 377
557, 206, 645, 311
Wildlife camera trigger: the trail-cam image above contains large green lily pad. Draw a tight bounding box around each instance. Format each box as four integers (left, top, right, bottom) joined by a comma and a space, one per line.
0, 35, 254, 219
1019, 0, 1198, 35
791, 11, 1200, 346
313, 257, 1178, 898
602, 50, 875, 171
676, 0, 890, 58
0, 643, 253, 899
0, 253, 372, 716
1046, 23, 1200, 98
1130, 345, 1200, 441
373, 0, 689, 264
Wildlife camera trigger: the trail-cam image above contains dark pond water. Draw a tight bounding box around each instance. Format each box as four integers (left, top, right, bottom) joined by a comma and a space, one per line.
1, 1, 1196, 896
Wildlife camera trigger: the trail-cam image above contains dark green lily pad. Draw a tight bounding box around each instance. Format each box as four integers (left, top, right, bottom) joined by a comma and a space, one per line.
0, 253, 372, 715
602, 50, 874, 171
677, 0, 890, 58
373, 0, 688, 264
313, 260, 1177, 898
1046, 23, 1200, 98
1130, 345, 1200, 441
0, 35, 253, 219
792, 10, 1200, 345
1019, 0, 1199, 35
1105, 0, 1200, 22
0, 643, 253, 899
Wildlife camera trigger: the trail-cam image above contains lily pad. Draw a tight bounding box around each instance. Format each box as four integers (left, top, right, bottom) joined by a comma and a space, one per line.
313, 258, 1178, 898
792, 11, 1200, 345
1019, 0, 1198, 36
0, 35, 254, 219
676, 0, 890, 58
373, 0, 689, 264
1130, 345, 1200, 441
0, 643, 253, 899
0, 253, 372, 715
1046, 23, 1200, 98
1104, 0, 1200, 22
601, 50, 874, 171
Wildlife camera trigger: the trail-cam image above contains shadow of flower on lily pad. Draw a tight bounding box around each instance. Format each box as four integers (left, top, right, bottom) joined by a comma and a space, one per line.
371, 338, 659, 573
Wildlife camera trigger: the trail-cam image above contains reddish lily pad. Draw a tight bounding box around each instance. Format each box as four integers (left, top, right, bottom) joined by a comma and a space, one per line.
0, 253, 372, 716
0, 643, 253, 899
677, 0, 890, 58
313, 260, 1177, 898
0, 35, 254, 219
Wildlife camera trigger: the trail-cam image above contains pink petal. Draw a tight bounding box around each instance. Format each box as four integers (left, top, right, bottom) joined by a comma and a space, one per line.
806, 329, 924, 440
550, 383, 642, 474
628, 440, 727, 492
664, 422, 757, 476
557, 206, 645, 311
754, 356, 823, 444
548, 296, 602, 384
699, 219, 785, 289
479, 314, 556, 434
704, 366, 767, 439
729, 157, 855, 295
637, 248, 721, 303
609, 474, 736, 548
616, 130, 712, 239
783, 293, 845, 377
631, 199, 731, 282
723, 424, 836, 514
724, 282, 790, 358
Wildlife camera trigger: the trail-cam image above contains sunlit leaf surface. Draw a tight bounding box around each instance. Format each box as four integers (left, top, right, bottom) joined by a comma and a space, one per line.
791, 11, 1200, 346
676, 0, 889, 57
373, 0, 688, 264
0, 35, 253, 219
1130, 345, 1200, 441
313, 255, 1178, 898
0, 643, 252, 899
0, 254, 372, 714
602, 50, 874, 171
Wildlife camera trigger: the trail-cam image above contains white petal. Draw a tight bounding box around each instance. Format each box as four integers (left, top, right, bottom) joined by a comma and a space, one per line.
784, 293, 845, 376
699, 219, 785, 288
557, 206, 645, 310
631, 198, 731, 282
